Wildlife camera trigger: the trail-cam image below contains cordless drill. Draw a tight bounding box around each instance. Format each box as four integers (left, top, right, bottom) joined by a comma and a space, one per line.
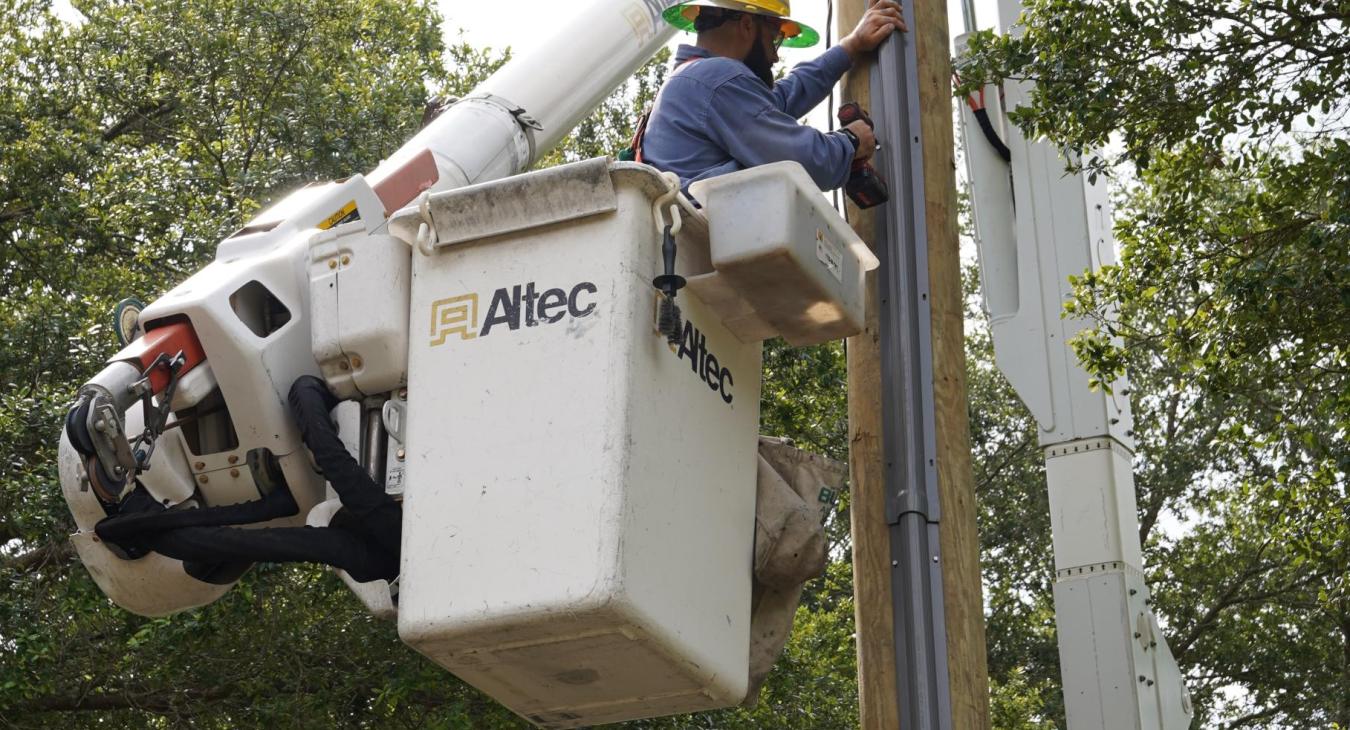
836, 102, 889, 209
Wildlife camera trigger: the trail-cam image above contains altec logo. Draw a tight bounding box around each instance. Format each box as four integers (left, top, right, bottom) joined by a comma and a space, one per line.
671, 318, 734, 405
430, 281, 597, 346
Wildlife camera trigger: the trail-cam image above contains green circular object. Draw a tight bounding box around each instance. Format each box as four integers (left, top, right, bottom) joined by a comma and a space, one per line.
113, 297, 146, 345
662, 4, 820, 48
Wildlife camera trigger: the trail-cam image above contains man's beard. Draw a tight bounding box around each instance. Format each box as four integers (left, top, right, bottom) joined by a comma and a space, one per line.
743, 36, 775, 87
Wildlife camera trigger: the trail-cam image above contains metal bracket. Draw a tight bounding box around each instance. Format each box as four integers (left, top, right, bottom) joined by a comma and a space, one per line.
463, 92, 541, 160
461, 92, 543, 132
128, 350, 187, 472
88, 401, 136, 480
381, 398, 407, 444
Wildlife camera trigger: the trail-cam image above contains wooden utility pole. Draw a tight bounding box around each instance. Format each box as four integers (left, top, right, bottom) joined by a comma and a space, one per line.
839, 0, 900, 722
841, 1, 991, 728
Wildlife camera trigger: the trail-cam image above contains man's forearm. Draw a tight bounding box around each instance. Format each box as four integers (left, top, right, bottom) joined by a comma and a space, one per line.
772, 45, 853, 118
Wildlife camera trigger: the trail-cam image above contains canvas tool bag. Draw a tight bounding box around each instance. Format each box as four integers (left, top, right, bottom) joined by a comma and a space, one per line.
745, 436, 847, 704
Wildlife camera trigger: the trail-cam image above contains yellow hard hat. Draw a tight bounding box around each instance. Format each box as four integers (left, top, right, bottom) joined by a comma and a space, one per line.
662, 1, 820, 48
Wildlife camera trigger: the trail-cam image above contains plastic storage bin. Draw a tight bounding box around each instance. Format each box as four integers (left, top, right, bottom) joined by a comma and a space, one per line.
689, 161, 878, 346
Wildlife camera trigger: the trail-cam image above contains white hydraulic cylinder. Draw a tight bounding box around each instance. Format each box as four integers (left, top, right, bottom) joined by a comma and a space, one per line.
958, 3, 1194, 725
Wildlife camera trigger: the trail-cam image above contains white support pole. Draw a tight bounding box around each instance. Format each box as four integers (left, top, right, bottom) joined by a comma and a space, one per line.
955, 1, 1194, 726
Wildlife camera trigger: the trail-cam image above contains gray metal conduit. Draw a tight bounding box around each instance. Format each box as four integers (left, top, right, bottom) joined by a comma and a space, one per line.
869, 0, 954, 727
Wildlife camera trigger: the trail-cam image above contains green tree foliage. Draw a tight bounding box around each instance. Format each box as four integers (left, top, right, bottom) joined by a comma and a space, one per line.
541, 47, 672, 165
7, 0, 1340, 725
760, 339, 849, 462
960, 267, 1061, 727
0, 2, 864, 726
1071, 150, 1349, 729
958, 1, 1348, 726
0, 0, 521, 725
956, 0, 1349, 173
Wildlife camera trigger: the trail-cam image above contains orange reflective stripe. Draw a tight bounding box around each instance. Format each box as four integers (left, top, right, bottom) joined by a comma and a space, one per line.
633, 111, 651, 163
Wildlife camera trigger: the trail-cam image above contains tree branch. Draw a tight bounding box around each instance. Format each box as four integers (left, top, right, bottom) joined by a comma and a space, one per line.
100, 100, 180, 143
1223, 703, 1284, 729
1172, 559, 1331, 661
1, 539, 77, 574
11, 685, 235, 715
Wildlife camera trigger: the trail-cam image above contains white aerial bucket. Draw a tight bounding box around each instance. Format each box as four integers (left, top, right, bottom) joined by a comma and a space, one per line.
391, 159, 763, 727
386, 157, 873, 728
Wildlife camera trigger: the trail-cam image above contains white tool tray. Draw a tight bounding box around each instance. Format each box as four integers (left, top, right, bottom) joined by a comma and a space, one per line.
689, 161, 878, 346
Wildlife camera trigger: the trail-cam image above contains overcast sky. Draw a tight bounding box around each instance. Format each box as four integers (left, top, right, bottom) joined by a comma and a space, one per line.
52, 0, 1006, 94
439, 0, 1007, 66
52, 0, 1006, 71
439, 0, 1006, 141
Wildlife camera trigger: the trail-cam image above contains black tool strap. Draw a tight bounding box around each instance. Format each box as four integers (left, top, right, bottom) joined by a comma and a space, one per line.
628, 57, 702, 164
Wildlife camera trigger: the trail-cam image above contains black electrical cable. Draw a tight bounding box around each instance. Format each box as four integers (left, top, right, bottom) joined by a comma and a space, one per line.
94, 377, 403, 584
961, 83, 1014, 164
973, 107, 1011, 163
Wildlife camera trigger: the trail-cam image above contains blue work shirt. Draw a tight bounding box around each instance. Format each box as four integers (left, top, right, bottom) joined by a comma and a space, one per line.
642, 44, 856, 192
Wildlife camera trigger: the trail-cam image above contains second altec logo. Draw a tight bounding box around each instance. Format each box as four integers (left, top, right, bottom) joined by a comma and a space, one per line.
430, 281, 598, 345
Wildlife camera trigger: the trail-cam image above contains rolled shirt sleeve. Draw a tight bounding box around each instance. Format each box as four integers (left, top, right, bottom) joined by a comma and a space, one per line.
706, 75, 855, 191
770, 45, 854, 119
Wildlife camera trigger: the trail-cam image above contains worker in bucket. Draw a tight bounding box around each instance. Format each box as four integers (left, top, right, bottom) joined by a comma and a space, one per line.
93, 376, 402, 584
632, 0, 906, 192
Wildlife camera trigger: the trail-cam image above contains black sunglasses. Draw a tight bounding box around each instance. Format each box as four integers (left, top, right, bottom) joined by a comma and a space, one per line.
756, 16, 787, 48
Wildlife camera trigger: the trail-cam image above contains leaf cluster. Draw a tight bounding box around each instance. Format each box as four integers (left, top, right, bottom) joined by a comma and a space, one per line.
956, 0, 1350, 174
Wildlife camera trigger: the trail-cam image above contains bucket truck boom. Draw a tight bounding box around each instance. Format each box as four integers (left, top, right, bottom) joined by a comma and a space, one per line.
956, 1, 1193, 727
56, 1, 882, 727
61, 0, 684, 615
